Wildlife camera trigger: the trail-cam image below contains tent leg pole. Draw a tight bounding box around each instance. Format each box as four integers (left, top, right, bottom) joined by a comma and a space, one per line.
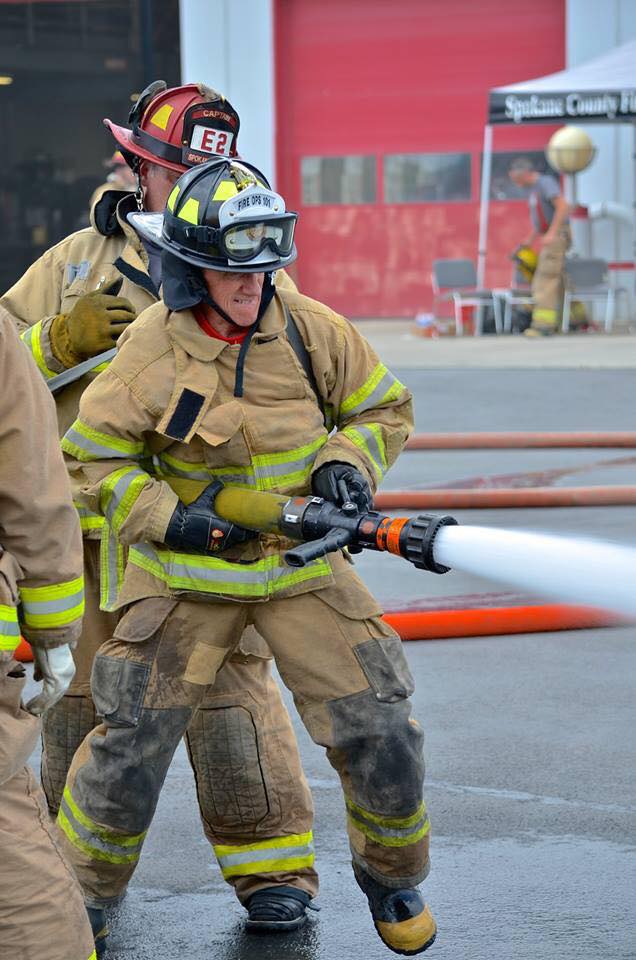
477, 124, 493, 289
633, 122, 636, 311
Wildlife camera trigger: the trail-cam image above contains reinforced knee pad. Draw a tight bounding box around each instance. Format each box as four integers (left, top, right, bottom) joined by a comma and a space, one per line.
41, 696, 98, 814
186, 704, 272, 832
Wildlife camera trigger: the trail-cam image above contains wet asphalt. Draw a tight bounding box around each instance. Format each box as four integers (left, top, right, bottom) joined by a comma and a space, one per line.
25, 368, 636, 960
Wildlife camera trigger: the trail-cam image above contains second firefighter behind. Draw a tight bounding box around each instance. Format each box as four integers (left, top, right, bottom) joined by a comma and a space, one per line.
0, 81, 316, 935
58, 158, 436, 956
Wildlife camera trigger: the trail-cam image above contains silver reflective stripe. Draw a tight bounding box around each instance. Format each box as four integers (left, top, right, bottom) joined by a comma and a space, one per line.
63, 426, 143, 461
342, 424, 387, 479
103, 468, 147, 528
129, 541, 331, 598
253, 443, 324, 482
100, 525, 125, 612
156, 455, 255, 486
0, 618, 20, 637
59, 794, 144, 862
216, 840, 314, 869
347, 807, 429, 842
340, 366, 402, 422
21, 587, 84, 618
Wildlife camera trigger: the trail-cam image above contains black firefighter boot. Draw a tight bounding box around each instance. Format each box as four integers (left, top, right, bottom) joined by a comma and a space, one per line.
354, 862, 437, 956
245, 885, 318, 932
86, 906, 108, 958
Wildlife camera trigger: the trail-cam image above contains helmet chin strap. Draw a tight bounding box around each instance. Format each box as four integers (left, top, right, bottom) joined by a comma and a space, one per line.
200, 292, 242, 331
196, 274, 276, 399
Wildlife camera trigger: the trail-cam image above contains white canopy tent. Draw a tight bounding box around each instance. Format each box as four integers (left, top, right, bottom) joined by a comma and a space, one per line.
477, 40, 636, 287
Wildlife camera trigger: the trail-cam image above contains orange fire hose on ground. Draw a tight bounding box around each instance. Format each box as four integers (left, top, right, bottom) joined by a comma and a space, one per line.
375, 486, 636, 510
405, 432, 636, 449
15, 598, 628, 663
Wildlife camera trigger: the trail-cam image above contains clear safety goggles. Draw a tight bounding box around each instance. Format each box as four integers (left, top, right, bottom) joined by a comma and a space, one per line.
220, 214, 297, 263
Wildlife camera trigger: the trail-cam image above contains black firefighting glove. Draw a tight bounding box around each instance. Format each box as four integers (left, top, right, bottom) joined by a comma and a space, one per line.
164, 480, 257, 555
312, 461, 373, 513
50, 278, 137, 368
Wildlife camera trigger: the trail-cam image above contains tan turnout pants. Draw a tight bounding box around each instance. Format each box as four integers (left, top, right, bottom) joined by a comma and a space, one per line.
42, 539, 317, 904
0, 660, 95, 960
58, 574, 428, 909
530, 227, 571, 331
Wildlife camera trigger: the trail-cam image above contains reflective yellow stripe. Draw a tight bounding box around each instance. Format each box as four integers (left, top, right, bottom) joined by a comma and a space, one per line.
20, 576, 85, 629
100, 466, 149, 534
75, 502, 105, 533
532, 308, 558, 323
341, 423, 387, 481
57, 808, 141, 865
346, 798, 427, 830
62, 787, 147, 846
129, 542, 330, 599
214, 832, 315, 879
221, 854, 315, 879
339, 363, 405, 421
21, 320, 58, 380
348, 818, 430, 848
0, 603, 21, 651
346, 798, 430, 848
91, 361, 111, 374
100, 524, 126, 612
155, 435, 327, 493
62, 418, 145, 462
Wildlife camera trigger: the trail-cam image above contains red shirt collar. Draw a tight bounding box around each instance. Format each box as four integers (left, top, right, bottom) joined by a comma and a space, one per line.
193, 305, 249, 344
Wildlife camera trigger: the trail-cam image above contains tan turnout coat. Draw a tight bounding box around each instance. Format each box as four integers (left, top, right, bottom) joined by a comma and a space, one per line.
62, 287, 413, 609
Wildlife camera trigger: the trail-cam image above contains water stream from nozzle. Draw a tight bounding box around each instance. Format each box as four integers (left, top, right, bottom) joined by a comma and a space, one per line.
432, 525, 636, 618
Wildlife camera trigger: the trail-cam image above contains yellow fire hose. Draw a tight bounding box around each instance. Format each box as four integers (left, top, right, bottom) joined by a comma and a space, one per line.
165, 477, 289, 533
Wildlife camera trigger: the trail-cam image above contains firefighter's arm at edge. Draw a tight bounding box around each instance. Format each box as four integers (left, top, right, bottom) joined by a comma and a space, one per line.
0, 306, 84, 650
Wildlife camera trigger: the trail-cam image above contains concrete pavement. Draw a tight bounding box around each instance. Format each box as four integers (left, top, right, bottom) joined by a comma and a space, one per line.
357, 324, 636, 369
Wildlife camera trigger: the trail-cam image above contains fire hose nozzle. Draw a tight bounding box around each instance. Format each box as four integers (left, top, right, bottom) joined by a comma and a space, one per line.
403, 514, 458, 573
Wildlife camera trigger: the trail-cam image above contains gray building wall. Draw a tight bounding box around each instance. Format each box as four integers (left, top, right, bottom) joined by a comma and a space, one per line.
567, 0, 636, 310
179, 0, 276, 184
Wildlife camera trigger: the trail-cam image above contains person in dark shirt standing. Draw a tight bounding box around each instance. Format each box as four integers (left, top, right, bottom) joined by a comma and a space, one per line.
509, 157, 571, 336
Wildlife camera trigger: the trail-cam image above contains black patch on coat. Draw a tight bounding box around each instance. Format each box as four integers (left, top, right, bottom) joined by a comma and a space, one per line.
164, 389, 206, 441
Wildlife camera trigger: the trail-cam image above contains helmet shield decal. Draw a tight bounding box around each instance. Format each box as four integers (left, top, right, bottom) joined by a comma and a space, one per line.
181, 101, 240, 166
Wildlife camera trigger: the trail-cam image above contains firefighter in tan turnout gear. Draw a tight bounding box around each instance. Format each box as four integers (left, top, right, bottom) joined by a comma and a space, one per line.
58, 157, 437, 956
1, 82, 317, 940
508, 156, 571, 336
0, 306, 95, 960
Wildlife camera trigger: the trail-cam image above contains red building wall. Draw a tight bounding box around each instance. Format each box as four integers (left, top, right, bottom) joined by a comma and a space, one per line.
275, 0, 565, 317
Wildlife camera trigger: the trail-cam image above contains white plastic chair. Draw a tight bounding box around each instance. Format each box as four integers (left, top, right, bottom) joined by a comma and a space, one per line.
431, 259, 501, 336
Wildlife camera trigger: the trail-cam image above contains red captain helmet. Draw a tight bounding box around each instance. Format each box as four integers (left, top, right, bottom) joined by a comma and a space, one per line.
104, 80, 240, 174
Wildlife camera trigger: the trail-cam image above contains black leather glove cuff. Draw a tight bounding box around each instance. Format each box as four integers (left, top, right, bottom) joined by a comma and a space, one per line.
164, 480, 256, 554
311, 461, 373, 512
